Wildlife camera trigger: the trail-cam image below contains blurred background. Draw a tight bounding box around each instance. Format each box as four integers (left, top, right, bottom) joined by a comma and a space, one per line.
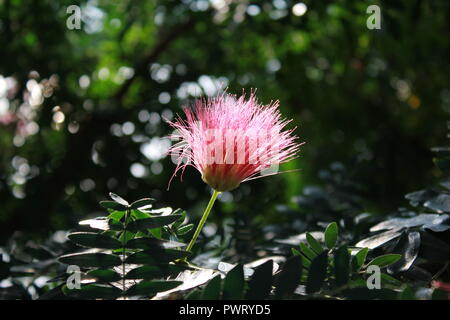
0, 0, 449, 243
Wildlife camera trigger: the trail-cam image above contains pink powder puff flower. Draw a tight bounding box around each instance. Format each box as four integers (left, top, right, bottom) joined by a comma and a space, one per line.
167, 91, 302, 192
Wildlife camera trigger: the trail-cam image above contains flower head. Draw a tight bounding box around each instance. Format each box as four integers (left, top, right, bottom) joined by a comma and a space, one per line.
167, 91, 302, 192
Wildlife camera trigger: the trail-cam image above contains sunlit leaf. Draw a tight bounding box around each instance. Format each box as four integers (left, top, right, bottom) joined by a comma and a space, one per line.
353, 247, 369, 271
366, 254, 402, 268
177, 224, 194, 235
130, 198, 155, 209
109, 192, 129, 206
424, 194, 450, 213
355, 229, 402, 249
324, 222, 338, 249
387, 232, 420, 274
306, 233, 323, 254
300, 242, 316, 260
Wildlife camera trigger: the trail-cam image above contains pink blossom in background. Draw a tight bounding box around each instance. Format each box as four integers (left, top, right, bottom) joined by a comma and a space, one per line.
0, 112, 17, 125
432, 280, 450, 299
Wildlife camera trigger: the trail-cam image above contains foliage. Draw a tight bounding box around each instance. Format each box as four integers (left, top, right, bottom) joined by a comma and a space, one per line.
1, 0, 450, 239
58, 193, 196, 299
1, 193, 195, 299
0, 231, 72, 299
2, 125, 450, 299
1, 0, 450, 301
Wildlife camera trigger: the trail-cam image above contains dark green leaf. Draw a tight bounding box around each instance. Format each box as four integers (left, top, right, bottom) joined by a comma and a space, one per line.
202, 275, 221, 300
177, 224, 194, 235
291, 248, 301, 256
341, 287, 398, 300
125, 249, 190, 264
37, 284, 66, 300
126, 281, 182, 297
432, 289, 450, 300
274, 256, 302, 298
334, 245, 350, 287
99, 201, 127, 211
306, 251, 328, 294
246, 260, 274, 300
306, 233, 323, 254
398, 286, 415, 300
68, 232, 122, 249
59, 252, 122, 268
62, 284, 122, 299
381, 273, 403, 287
130, 198, 155, 209
300, 242, 316, 260
87, 269, 122, 282
127, 215, 182, 232
108, 210, 125, 222
23, 245, 54, 260
222, 264, 244, 300
301, 256, 311, 268
185, 289, 202, 300
172, 209, 187, 229
108, 219, 124, 231
130, 209, 151, 220
125, 265, 188, 279
118, 230, 135, 244
126, 238, 186, 250
149, 228, 162, 239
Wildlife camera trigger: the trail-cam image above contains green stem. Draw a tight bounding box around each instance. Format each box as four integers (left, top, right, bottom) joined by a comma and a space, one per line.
122, 209, 129, 296
186, 190, 220, 253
